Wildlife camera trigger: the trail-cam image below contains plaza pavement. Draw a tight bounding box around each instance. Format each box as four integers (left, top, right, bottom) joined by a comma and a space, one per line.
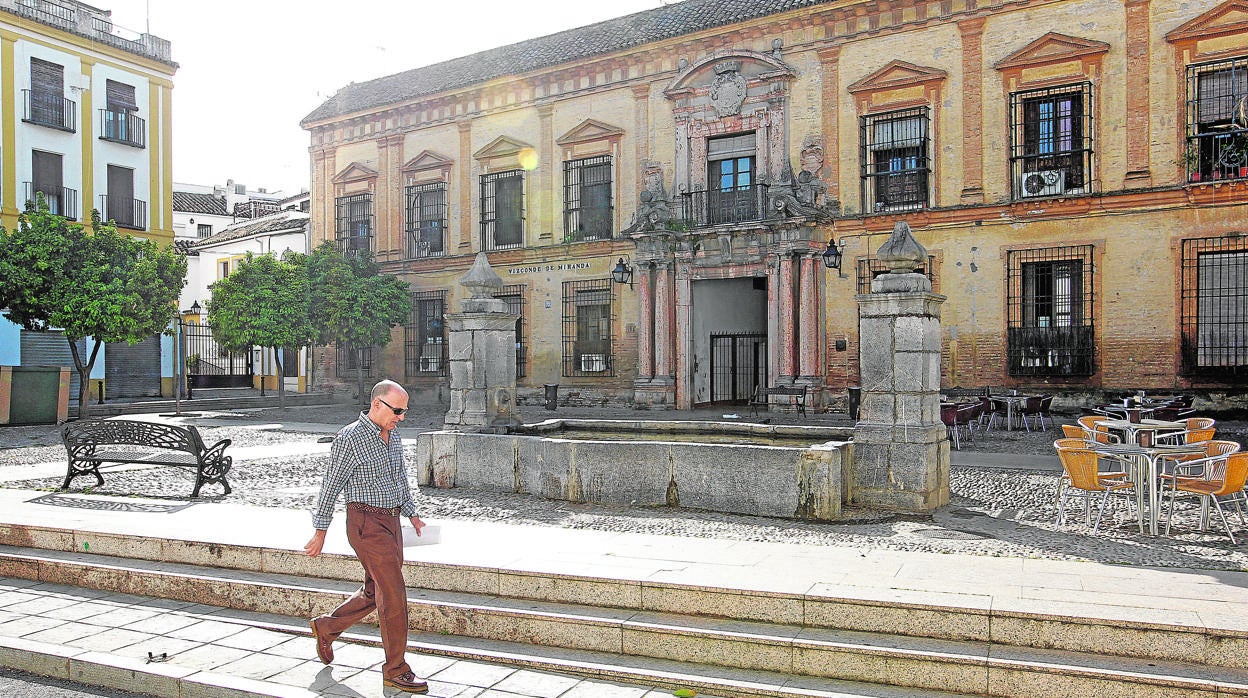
0, 399, 1243, 697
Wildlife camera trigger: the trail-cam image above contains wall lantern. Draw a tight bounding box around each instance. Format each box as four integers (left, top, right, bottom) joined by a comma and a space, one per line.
611, 256, 634, 288
821, 238, 844, 271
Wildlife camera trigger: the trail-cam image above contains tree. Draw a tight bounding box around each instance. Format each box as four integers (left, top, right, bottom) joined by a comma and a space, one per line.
0, 199, 187, 418
304, 242, 410, 401
206, 252, 313, 409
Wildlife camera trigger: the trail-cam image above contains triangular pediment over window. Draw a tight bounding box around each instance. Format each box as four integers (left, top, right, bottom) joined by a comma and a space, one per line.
1166, 0, 1248, 43
995, 33, 1110, 70
847, 60, 947, 93
556, 119, 624, 146
331, 162, 379, 184
473, 135, 534, 161
402, 150, 453, 173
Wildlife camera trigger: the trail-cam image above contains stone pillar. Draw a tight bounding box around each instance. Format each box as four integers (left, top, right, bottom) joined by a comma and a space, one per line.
457, 121, 474, 250
851, 222, 949, 513
798, 254, 819, 377
958, 18, 986, 204
654, 262, 673, 379
444, 253, 522, 432
1123, 0, 1152, 186
637, 263, 654, 380
778, 253, 796, 378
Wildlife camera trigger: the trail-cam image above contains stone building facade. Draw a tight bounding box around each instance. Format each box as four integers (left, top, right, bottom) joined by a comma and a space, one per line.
302, 0, 1248, 410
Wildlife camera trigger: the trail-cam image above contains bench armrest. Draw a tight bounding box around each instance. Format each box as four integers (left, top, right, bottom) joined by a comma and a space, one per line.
201, 438, 232, 463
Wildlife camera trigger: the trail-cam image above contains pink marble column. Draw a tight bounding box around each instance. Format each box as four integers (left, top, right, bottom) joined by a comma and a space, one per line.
636, 264, 654, 380
673, 269, 692, 409
799, 255, 820, 377
778, 254, 796, 378
654, 263, 673, 378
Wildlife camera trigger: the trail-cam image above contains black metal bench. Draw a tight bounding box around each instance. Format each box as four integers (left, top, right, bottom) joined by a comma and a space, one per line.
749, 385, 807, 416
61, 419, 232, 498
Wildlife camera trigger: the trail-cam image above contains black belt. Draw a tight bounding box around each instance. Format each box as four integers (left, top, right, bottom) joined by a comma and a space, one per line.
348, 502, 401, 516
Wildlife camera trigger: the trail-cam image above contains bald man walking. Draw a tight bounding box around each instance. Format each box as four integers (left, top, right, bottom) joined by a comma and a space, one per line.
304, 379, 428, 694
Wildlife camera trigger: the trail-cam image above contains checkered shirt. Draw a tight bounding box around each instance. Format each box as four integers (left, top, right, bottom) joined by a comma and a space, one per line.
311, 411, 417, 530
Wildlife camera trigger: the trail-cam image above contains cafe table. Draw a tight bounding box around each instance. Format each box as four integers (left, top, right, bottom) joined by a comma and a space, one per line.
995, 394, 1031, 431
1088, 436, 1205, 535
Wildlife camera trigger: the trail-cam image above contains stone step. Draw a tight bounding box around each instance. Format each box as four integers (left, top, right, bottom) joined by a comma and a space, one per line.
2, 545, 1245, 698
0, 579, 980, 698
5, 520, 1242, 673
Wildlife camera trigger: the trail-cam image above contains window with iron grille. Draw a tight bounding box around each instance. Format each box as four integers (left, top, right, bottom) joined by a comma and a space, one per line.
562, 279, 614, 377
1006, 246, 1095, 376
1184, 58, 1248, 182
335, 344, 374, 379
688, 132, 760, 226
860, 107, 929, 212
405, 290, 447, 377
335, 193, 373, 255
197, 223, 212, 239
404, 182, 446, 259
1009, 83, 1093, 199
480, 170, 524, 250
499, 284, 528, 378
855, 256, 938, 295
1181, 236, 1248, 376
564, 156, 613, 242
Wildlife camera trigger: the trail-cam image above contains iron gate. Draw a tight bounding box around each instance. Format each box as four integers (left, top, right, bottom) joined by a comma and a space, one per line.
182, 321, 252, 388
710, 333, 767, 404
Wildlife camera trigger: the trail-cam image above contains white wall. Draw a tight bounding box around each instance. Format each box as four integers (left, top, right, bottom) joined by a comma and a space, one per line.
691, 277, 768, 404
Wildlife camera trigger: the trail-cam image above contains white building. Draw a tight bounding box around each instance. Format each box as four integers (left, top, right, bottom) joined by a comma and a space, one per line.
0, 0, 176, 403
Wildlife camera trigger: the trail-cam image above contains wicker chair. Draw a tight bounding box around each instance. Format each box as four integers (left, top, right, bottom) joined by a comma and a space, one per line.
1165, 452, 1248, 544
1056, 447, 1138, 532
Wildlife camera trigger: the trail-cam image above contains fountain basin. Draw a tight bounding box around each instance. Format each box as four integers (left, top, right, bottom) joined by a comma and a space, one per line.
413, 419, 854, 521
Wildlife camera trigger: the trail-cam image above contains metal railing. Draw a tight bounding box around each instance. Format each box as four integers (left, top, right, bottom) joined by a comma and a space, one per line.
98, 194, 147, 230
0, 0, 172, 62
99, 109, 145, 148
678, 184, 767, 228
22, 90, 75, 131
22, 182, 77, 220
12, 0, 75, 29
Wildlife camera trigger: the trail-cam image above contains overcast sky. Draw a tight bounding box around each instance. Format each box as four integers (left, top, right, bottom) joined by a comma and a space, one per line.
102, 0, 666, 196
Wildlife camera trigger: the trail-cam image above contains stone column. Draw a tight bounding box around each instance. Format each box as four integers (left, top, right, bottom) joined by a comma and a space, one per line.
778, 253, 796, 378
637, 263, 654, 380
851, 222, 949, 513
798, 254, 820, 377
1123, 0, 1152, 186
958, 18, 986, 204
457, 121, 473, 250
444, 253, 522, 433
654, 262, 673, 379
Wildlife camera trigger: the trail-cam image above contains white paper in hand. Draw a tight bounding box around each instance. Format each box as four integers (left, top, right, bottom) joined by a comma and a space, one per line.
402, 524, 440, 547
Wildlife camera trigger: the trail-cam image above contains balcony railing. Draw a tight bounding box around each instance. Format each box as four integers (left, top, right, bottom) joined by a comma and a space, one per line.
99, 194, 147, 230
12, 0, 75, 30
23, 182, 77, 220
22, 90, 75, 132
99, 109, 145, 148
679, 184, 767, 228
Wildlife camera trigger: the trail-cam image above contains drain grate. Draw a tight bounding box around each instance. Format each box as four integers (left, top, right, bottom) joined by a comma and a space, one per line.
914, 528, 993, 541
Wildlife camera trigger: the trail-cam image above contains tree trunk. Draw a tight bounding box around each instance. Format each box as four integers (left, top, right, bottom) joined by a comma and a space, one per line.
356, 348, 366, 406
67, 338, 102, 420
275, 349, 286, 410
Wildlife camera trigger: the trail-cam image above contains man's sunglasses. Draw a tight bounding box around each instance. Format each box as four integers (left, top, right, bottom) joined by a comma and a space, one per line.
377, 397, 407, 416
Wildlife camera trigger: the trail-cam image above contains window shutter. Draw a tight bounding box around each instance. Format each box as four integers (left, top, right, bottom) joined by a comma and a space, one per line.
30, 58, 63, 96
32, 150, 62, 195
105, 79, 137, 111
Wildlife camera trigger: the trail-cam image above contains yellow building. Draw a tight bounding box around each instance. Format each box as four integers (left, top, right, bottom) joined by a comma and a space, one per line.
303, 0, 1248, 410
0, 0, 177, 401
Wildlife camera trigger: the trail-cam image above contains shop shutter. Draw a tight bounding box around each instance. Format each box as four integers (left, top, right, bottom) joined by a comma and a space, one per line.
105, 335, 162, 399
19, 329, 86, 400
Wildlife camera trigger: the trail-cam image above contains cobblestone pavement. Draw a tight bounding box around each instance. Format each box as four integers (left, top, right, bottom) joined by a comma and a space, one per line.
3, 400, 1247, 571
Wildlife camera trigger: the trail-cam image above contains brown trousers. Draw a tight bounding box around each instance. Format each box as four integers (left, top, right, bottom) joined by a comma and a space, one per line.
317, 506, 411, 679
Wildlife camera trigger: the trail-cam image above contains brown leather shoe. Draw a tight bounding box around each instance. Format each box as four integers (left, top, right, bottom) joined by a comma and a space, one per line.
382, 671, 429, 693
309, 616, 333, 664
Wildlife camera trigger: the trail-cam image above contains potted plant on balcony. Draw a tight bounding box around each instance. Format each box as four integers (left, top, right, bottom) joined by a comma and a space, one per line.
1178, 142, 1202, 183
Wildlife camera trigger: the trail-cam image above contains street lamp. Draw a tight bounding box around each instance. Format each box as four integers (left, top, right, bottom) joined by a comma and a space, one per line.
611, 256, 634, 288
821, 238, 843, 271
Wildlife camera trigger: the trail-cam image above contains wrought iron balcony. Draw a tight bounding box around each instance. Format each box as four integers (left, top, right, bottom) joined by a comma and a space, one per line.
679, 184, 767, 228
99, 109, 146, 148
22, 89, 76, 132
99, 194, 147, 230
22, 182, 78, 220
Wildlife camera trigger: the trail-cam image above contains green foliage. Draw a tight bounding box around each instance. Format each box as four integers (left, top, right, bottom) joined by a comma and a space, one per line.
303, 241, 410, 351
0, 197, 187, 417
206, 252, 313, 353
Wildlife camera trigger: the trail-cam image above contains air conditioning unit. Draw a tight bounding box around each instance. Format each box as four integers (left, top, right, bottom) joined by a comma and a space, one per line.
1017, 169, 1066, 198
579, 353, 606, 372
